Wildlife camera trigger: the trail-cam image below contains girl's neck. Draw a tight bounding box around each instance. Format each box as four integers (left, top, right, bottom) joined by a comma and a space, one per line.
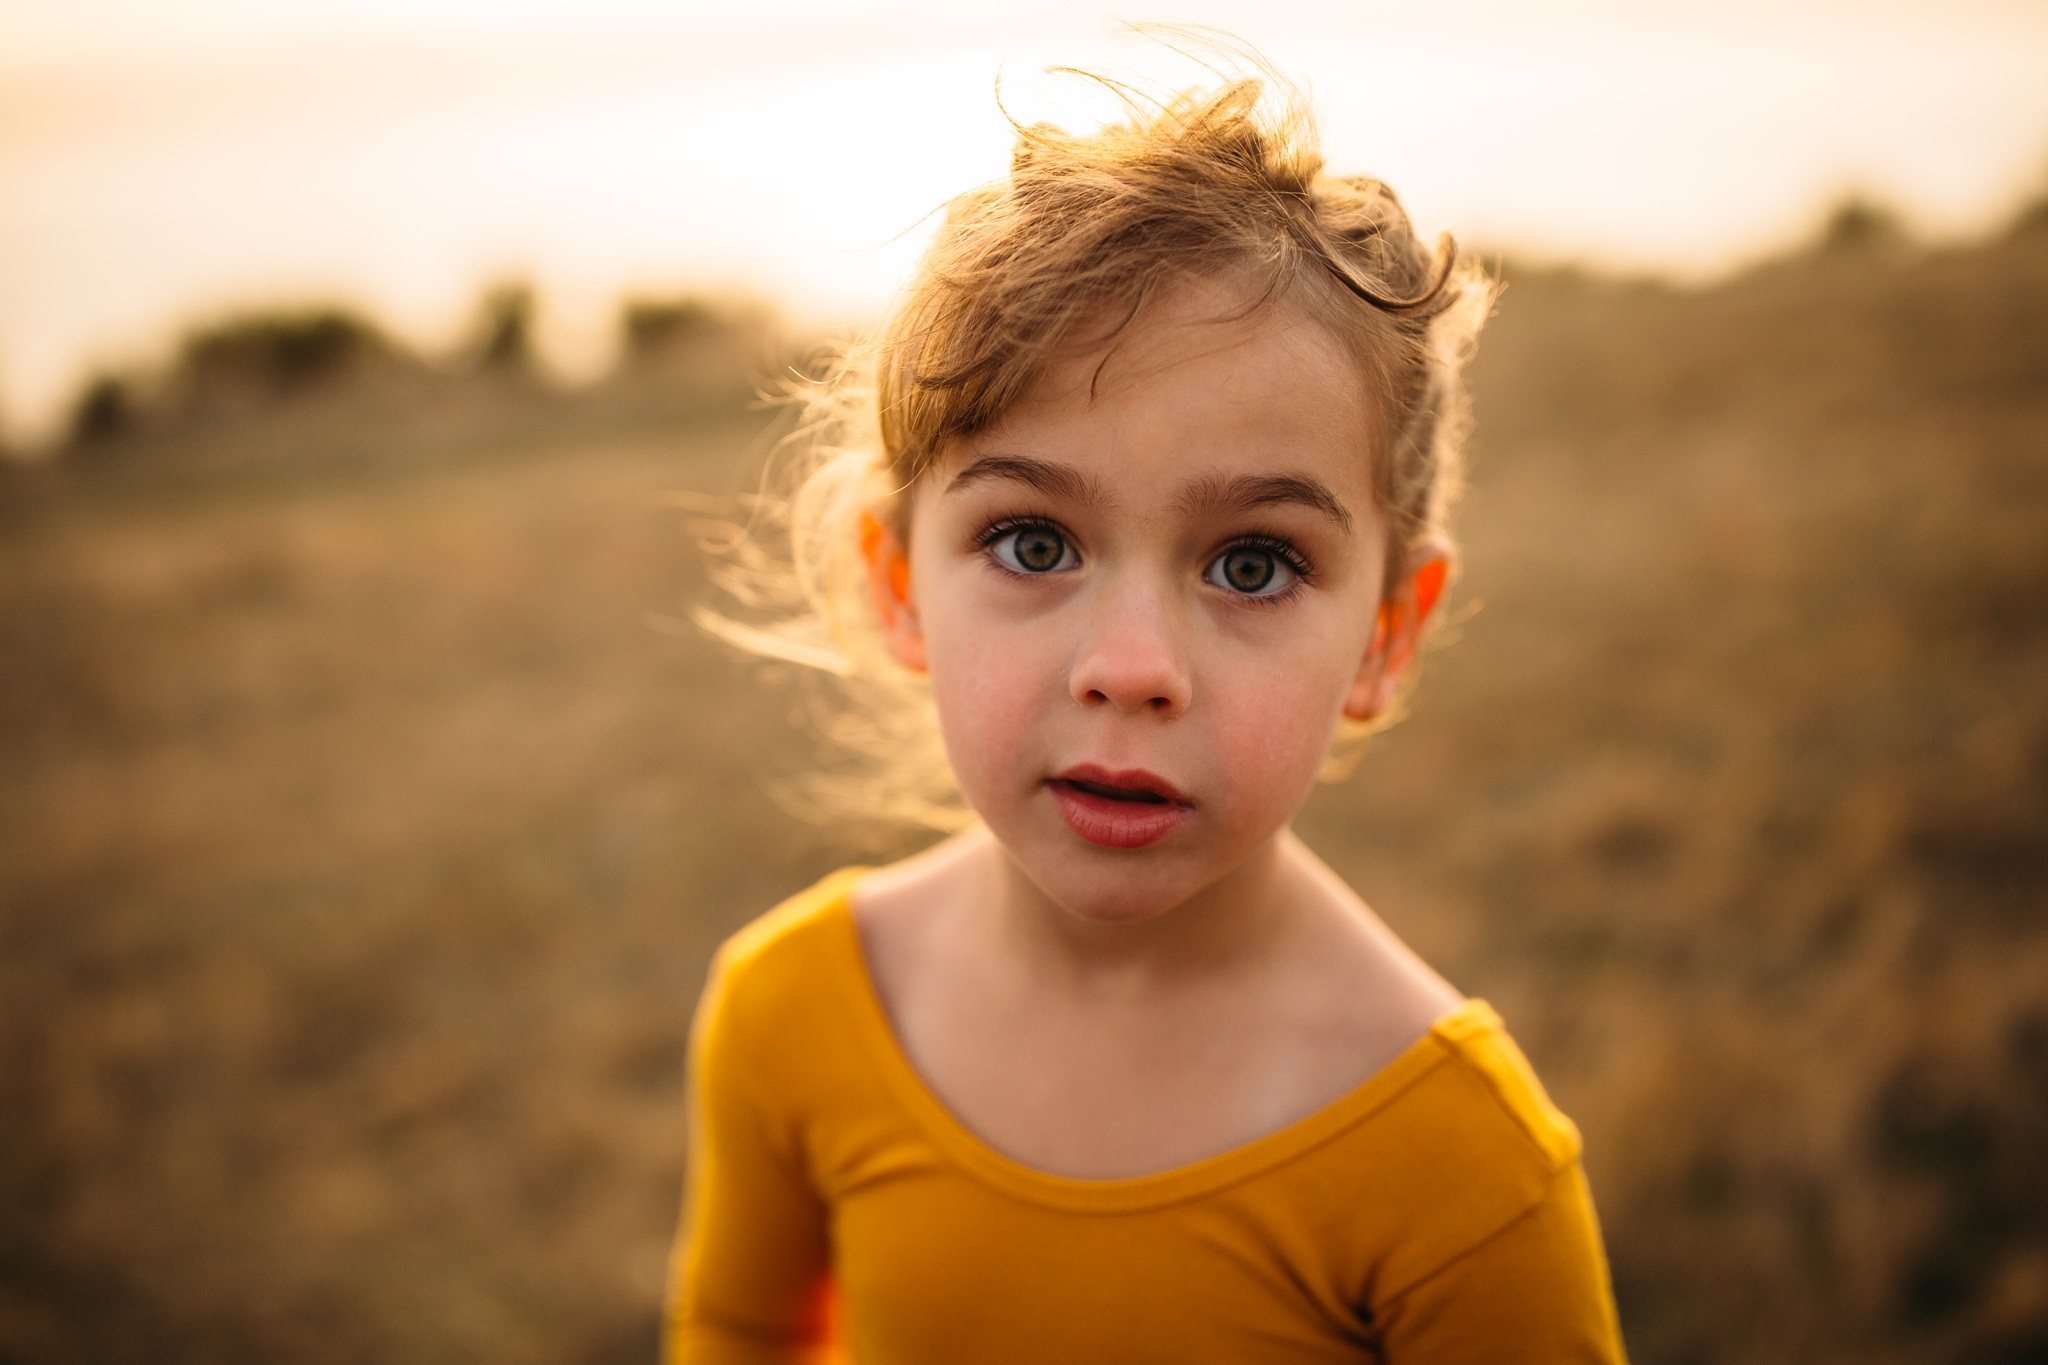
976, 827, 1320, 999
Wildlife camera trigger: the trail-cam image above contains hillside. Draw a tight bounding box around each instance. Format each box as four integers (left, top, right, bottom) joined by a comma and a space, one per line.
2, 223, 2044, 1364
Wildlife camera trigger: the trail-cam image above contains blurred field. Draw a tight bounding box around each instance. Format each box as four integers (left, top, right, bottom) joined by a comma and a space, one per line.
2, 217, 2045, 1364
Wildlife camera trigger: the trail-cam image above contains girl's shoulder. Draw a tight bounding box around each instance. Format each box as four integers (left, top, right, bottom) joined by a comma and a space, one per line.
1320, 1004, 1598, 1317
1396, 1001, 1584, 1176
712, 867, 865, 969
696, 867, 868, 1045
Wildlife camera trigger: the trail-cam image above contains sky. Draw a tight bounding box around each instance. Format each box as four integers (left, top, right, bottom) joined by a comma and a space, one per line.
3, 0, 2046, 446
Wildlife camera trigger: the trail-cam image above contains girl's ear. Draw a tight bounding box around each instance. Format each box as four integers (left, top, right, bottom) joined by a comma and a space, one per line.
861, 511, 927, 672
1343, 541, 1451, 723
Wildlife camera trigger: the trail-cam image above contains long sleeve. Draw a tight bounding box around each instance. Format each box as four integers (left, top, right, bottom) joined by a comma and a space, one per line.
664, 950, 834, 1365
1371, 1161, 1628, 1364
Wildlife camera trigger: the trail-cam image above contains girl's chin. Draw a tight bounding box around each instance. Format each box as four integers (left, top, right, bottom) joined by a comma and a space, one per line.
997, 839, 1221, 927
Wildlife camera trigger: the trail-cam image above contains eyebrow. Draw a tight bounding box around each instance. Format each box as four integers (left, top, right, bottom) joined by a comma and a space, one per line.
946, 454, 1355, 535
946, 454, 1106, 505
1176, 472, 1355, 535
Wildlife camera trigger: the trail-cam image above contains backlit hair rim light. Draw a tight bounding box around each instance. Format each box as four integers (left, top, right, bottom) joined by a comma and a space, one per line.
694, 40, 1495, 832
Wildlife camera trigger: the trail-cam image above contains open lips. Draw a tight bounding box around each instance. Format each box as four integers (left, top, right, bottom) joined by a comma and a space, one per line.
1047, 767, 1193, 849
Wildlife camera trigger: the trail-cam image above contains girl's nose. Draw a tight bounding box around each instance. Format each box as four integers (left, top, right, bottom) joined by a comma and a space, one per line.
1068, 580, 1193, 719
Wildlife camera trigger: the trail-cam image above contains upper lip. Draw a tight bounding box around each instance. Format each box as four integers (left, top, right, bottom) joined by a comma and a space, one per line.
1048, 764, 1193, 807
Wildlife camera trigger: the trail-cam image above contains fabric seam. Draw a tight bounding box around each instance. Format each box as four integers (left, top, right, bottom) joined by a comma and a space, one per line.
1371, 1160, 1574, 1309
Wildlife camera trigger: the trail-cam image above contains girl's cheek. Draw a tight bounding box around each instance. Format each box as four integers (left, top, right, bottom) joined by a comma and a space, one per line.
1214, 660, 1352, 811
925, 631, 1051, 793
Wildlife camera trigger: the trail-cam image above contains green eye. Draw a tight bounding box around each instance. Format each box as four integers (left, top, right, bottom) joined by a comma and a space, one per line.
1206, 545, 1298, 597
992, 525, 1074, 574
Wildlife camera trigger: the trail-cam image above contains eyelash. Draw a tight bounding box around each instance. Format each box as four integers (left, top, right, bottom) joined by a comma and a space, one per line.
972, 514, 1316, 605
972, 515, 1067, 567
974, 514, 1048, 541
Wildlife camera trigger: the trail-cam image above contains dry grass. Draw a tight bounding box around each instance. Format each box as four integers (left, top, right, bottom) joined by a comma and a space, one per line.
2, 226, 2044, 1363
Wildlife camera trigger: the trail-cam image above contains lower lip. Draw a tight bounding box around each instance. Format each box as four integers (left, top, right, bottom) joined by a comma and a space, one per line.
1047, 781, 1193, 849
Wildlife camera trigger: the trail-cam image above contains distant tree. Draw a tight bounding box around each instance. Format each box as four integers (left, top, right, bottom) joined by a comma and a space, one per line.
68, 375, 135, 449
176, 309, 394, 403
473, 283, 536, 373
1820, 196, 1910, 253
2007, 194, 2048, 242
620, 297, 720, 363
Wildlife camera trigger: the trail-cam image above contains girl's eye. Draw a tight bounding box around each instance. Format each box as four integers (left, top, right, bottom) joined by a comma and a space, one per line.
990, 524, 1077, 574
1206, 545, 1299, 597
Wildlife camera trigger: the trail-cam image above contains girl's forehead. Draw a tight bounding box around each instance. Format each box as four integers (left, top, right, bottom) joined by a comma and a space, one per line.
977, 290, 1368, 455
919, 293, 1383, 533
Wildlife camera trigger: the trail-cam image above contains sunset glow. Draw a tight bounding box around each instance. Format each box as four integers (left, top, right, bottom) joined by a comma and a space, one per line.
3, 1, 2046, 444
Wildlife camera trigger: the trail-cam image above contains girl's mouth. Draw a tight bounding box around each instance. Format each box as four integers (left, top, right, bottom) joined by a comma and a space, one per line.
1046, 767, 1193, 849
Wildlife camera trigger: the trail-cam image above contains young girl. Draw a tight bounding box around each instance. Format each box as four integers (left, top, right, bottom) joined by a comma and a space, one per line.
666, 59, 1627, 1364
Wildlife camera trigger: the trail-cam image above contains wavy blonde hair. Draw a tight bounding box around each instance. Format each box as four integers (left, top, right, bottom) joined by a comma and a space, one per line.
699, 57, 1493, 831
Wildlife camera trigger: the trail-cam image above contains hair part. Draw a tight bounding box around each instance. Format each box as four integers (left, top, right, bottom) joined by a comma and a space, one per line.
698, 56, 1494, 830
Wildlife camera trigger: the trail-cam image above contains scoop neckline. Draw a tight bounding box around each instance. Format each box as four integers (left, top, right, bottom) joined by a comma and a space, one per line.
820, 867, 1500, 1213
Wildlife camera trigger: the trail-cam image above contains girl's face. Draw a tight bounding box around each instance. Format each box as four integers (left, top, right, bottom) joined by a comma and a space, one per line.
877, 278, 1431, 924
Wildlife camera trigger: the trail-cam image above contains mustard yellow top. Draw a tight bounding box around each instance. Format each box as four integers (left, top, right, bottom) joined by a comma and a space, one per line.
666, 869, 1628, 1364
